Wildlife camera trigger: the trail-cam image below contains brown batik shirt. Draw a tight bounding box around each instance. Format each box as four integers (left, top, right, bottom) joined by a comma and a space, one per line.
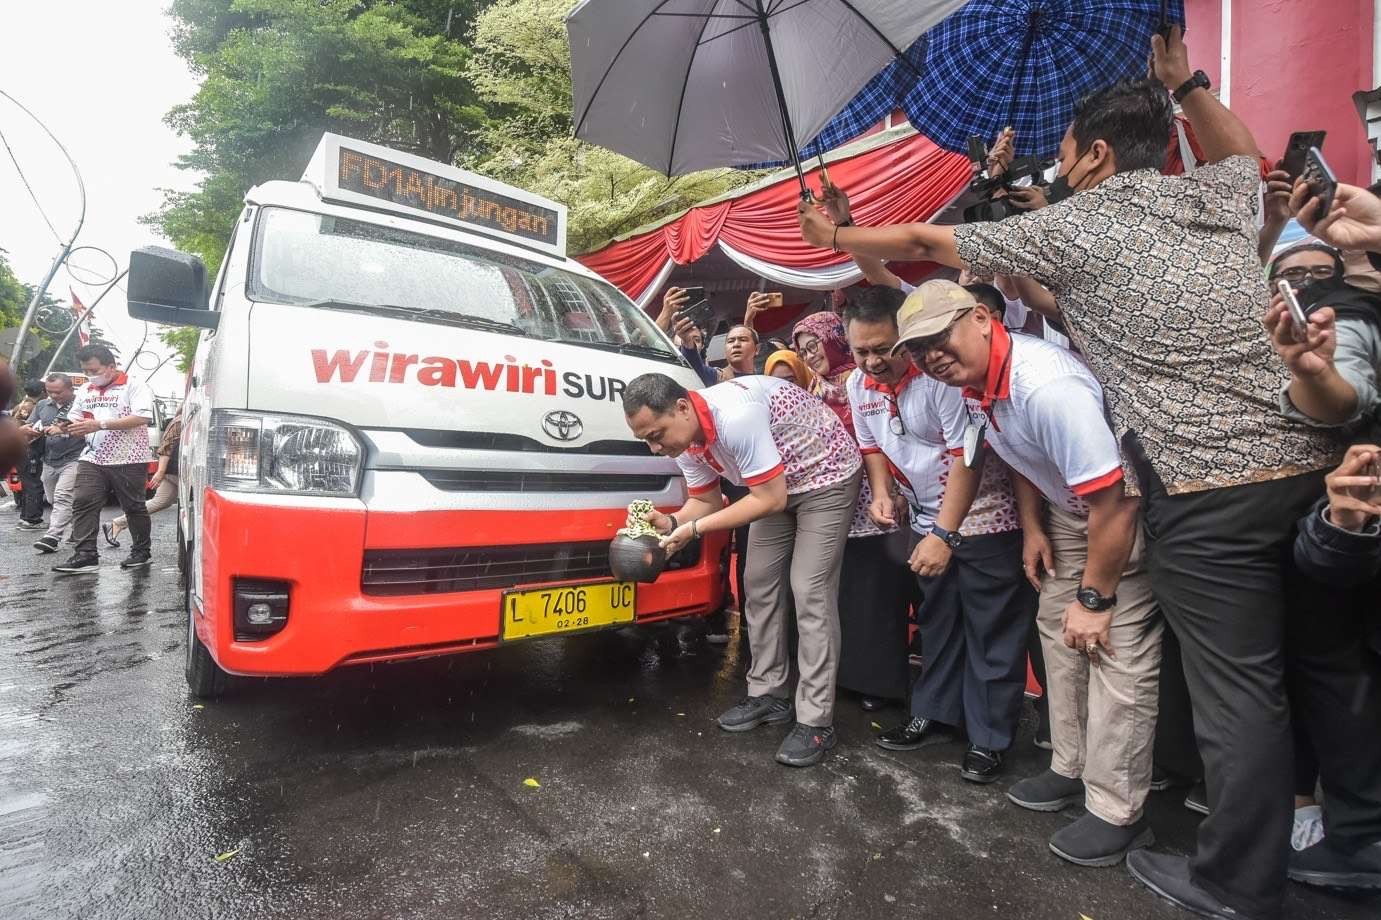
953, 155, 1343, 495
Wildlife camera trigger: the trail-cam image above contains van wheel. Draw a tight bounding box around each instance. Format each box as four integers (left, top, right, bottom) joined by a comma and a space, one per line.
184, 560, 227, 699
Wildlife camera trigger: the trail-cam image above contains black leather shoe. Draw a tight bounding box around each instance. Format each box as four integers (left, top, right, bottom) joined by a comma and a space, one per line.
875, 716, 957, 752
1007, 769, 1085, 812
1050, 813, 1154, 867
859, 696, 889, 712
1289, 837, 1381, 890
716, 695, 792, 733
960, 745, 1003, 784
1184, 781, 1209, 816
1128, 850, 1265, 919
775, 723, 836, 767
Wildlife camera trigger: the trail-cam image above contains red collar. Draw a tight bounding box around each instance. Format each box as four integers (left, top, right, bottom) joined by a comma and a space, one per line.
962, 322, 1013, 411
91, 371, 128, 395
686, 390, 718, 451
862, 362, 921, 396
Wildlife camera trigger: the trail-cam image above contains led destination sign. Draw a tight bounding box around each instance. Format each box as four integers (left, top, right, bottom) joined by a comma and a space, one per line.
337, 147, 559, 247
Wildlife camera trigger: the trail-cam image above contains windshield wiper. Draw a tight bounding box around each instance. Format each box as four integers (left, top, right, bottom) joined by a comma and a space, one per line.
296, 299, 530, 337
575, 339, 681, 362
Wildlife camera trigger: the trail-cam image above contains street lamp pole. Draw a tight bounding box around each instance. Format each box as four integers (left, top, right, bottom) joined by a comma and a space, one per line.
42, 267, 129, 377
2, 89, 87, 367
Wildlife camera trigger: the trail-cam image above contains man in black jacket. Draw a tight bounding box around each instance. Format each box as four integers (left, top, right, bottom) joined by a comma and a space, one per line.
1287, 445, 1381, 890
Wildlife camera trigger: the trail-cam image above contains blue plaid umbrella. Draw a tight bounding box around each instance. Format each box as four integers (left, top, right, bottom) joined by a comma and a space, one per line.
779, 0, 1185, 162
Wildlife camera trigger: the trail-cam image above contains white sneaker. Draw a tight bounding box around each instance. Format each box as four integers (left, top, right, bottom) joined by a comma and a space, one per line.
1292, 804, 1325, 852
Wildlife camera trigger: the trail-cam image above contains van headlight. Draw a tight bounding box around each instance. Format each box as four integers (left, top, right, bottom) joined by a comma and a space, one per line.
210, 410, 363, 496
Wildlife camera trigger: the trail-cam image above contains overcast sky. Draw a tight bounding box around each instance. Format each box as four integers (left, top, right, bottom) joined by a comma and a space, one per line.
1, 1, 200, 396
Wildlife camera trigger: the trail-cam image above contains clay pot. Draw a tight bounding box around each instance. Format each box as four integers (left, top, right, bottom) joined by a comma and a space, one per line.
609, 533, 667, 583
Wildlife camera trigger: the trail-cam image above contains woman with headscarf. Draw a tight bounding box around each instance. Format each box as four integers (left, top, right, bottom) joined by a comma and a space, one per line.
764, 349, 813, 387
792, 310, 912, 710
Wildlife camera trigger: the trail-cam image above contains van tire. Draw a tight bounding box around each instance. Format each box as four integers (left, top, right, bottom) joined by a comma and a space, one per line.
184, 554, 227, 699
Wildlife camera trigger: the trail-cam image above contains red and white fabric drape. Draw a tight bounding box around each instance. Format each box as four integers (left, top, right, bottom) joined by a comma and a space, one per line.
578, 132, 971, 306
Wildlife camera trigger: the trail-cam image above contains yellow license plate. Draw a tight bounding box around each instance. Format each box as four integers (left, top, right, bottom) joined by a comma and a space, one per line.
501, 582, 637, 641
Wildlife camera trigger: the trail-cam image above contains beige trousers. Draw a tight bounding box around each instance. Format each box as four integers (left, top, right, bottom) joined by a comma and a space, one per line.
1038, 503, 1162, 825
743, 471, 861, 727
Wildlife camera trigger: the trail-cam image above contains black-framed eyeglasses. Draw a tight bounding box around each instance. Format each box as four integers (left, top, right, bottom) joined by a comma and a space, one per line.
904, 308, 973, 356
1274, 266, 1337, 284
885, 394, 905, 436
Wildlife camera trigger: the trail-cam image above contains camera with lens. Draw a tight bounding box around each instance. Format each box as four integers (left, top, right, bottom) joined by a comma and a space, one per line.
961, 135, 1055, 223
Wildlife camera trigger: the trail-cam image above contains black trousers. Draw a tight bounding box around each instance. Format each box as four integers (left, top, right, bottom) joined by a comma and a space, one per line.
910, 529, 1036, 751
1140, 468, 1325, 920
69, 461, 150, 557
1286, 567, 1381, 846
836, 530, 912, 700
19, 454, 44, 522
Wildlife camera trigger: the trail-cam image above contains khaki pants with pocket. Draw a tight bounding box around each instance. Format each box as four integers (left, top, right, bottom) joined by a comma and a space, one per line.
1038, 503, 1162, 825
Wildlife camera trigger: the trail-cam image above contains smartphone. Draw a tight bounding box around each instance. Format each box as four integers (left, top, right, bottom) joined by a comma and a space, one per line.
764, 292, 783, 309
675, 286, 712, 329
1277, 279, 1309, 337
1282, 131, 1325, 180
967, 135, 987, 168
1302, 147, 1337, 217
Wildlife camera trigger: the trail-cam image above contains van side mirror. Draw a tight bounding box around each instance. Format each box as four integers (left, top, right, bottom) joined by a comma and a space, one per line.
127, 246, 219, 330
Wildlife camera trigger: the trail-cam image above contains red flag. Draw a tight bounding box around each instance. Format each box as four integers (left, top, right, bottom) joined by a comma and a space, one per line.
68, 289, 89, 347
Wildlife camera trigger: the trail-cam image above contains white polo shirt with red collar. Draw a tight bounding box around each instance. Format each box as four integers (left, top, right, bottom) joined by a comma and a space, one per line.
71, 372, 154, 467
849, 364, 1017, 536
677, 376, 861, 496
941, 323, 1123, 517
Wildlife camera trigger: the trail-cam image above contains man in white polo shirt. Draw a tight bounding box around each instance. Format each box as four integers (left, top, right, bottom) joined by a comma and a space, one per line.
899, 280, 1161, 869
52, 345, 155, 575
842, 285, 1034, 786
623, 372, 862, 767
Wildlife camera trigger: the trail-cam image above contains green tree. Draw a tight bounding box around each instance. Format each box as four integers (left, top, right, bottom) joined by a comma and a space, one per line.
0, 250, 27, 329
159, 326, 202, 373
466, 0, 759, 254
152, 0, 490, 269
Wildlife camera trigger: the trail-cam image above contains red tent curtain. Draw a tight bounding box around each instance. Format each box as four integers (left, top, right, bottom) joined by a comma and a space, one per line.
578, 133, 969, 300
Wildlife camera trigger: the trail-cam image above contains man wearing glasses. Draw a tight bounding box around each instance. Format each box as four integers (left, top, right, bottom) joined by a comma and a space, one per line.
901, 280, 1162, 869
843, 285, 1032, 785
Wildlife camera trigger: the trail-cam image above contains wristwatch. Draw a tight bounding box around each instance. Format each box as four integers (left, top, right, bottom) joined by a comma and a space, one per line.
1076, 586, 1117, 612
929, 524, 963, 549
1172, 70, 1211, 104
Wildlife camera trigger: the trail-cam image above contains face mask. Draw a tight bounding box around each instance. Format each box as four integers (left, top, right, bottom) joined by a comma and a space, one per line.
89, 373, 113, 387
1046, 149, 1093, 205
1293, 275, 1345, 311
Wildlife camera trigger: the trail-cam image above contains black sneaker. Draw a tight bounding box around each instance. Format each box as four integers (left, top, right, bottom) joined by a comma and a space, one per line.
716, 695, 792, 733
1184, 781, 1209, 816
1007, 769, 1086, 812
961, 745, 1003, 784
875, 716, 957, 752
775, 723, 836, 767
1128, 850, 1255, 919
1288, 837, 1381, 890
1050, 813, 1155, 867
120, 552, 153, 570
33, 535, 59, 554
1150, 767, 1173, 792
53, 554, 100, 575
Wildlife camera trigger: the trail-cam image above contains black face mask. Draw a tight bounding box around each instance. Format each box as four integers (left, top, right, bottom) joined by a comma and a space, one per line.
1047, 149, 1094, 205
1293, 274, 1345, 311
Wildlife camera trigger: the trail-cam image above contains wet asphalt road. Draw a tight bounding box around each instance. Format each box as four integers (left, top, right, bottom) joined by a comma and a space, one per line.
1, 508, 1378, 920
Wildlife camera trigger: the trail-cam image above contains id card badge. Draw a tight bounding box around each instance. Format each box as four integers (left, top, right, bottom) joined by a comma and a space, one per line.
963, 420, 987, 469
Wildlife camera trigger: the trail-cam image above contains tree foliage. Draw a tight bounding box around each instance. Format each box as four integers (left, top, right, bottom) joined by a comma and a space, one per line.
158, 326, 202, 374
465, 0, 758, 254
152, 0, 490, 269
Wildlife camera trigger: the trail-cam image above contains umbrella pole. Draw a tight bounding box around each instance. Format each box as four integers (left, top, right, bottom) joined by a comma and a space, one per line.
754, 0, 809, 199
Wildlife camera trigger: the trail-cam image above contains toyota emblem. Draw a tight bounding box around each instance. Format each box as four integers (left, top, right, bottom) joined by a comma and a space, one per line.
541, 410, 583, 442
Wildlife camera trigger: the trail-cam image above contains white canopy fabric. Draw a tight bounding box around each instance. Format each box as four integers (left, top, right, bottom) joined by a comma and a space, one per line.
567, 0, 967, 176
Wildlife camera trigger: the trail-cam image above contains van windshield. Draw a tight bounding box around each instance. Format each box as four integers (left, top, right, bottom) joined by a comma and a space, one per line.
250, 207, 679, 360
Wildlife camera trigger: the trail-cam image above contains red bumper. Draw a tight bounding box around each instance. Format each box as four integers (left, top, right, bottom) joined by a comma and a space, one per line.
197, 490, 725, 676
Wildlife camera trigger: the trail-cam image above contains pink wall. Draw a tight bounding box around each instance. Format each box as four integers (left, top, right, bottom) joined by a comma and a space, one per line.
1185, 0, 1375, 184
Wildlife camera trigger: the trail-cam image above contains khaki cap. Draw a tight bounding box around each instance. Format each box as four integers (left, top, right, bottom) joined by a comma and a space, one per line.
891, 280, 978, 354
